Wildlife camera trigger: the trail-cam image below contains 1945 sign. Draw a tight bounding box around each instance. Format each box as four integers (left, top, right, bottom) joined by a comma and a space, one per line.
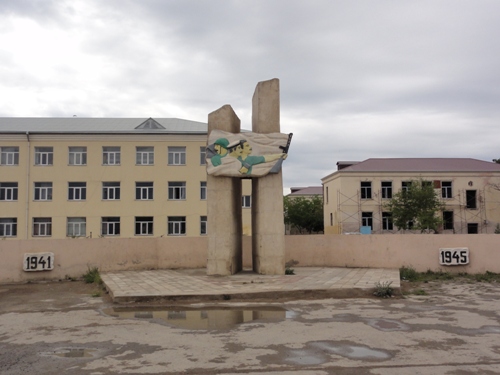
23, 252, 54, 271
439, 248, 469, 266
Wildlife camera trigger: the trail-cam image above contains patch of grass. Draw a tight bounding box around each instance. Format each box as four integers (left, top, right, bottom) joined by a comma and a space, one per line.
400, 266, 419, 282
91, 291, 102, 298
83, 266, 102, 285
373, 281, 394, 298
285, 259, 299, 275
472, 271, 500, 282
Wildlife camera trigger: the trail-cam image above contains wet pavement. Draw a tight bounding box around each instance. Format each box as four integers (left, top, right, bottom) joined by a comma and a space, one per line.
1, 272, 500, 374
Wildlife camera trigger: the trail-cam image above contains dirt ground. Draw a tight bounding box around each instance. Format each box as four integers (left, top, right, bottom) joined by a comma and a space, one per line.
1, 278, 500, 374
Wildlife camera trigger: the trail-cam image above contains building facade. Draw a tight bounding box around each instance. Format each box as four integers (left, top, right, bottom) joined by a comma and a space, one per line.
322, 158, 500, 234
0, 118, 251, 239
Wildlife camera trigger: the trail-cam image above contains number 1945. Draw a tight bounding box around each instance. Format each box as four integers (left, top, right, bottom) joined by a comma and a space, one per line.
439, 248, 469, 266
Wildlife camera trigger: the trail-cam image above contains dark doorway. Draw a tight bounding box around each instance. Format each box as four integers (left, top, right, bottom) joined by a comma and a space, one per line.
467, 223, 478, 234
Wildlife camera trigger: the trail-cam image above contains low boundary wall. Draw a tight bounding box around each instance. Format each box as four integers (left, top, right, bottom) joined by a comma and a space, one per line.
0, 234, 498, 283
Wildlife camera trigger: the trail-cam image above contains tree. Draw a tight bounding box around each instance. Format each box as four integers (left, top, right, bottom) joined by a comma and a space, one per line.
283, 195, 324, 234
493, 159, 500, 164
384, 179, 444, 233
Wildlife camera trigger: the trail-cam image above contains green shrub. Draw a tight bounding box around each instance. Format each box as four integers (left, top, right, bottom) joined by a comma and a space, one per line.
400, 266, 419, 282
83, 266, 102, 285
373, 281, 393, 298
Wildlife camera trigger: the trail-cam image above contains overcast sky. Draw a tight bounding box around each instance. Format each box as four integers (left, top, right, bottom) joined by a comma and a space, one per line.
1, 1, 500, 192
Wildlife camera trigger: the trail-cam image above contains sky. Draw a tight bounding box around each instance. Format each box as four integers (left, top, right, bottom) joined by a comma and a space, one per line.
1, 1, 500, 193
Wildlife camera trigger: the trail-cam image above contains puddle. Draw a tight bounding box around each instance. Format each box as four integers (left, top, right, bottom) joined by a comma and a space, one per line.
312, 342, 391, 360
366, 318, 410, 332
103, 306, 290, 330
41, 348, 96, 358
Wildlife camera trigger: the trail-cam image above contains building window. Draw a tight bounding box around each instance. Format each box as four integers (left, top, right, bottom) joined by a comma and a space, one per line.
33, 218, 52, 236
442, 181, 452, 199
0, 182, 18, 201
168, 182, 186, 200
360, 181, 372, 199
67, 217, 86, 237
467, 223, 478, 234
382, 212, 393, 230
135, 216, 153, 236
200, 181, 207, 200
168, 146, 186, 165
35, 147, 53, 165
466, 190, 477, 209
200, 215, 207, 235
69, 147, 87, 165
136, 182, 153, 200
326, 186, 329, 204
102, 217, 120, 236
68, 182, 86, 200
381, 181, 392, 199
0, 218, 17, 237
136, 146, 154, 165
330, 213, 333, 226
443, 211, 454, 230
200, 147, 206, 165
168, 216, 186, 235
103, 147, 120, 165
1, 147, 19, 165
103, 182, 120, 200
361, 212, 373, 229
402, 181, 410, 192
34, 182, 52, 201
242, 195, 251, 208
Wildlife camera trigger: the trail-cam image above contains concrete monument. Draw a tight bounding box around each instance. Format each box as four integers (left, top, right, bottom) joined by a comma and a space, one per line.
207, 78, 290, 275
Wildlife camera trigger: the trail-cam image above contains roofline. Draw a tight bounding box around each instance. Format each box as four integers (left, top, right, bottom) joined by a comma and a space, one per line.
0, 130, 207, 135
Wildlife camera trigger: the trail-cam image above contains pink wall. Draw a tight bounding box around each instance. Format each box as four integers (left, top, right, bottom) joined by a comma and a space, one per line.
1, 234, 499, 283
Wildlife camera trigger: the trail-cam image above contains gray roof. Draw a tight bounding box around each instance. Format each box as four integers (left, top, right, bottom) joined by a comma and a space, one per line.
338, 158, 500, 173
0, 117, 207, 134
288, 186, 323, 196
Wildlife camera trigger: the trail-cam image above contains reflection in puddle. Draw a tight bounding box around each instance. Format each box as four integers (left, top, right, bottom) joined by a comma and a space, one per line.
313, 342, 391, 360
42, 348, 96, 358
103, 306, 289, 330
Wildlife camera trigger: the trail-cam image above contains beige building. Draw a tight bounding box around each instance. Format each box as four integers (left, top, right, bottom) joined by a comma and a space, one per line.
0, 117, 251, 240
322, 158, 500, 235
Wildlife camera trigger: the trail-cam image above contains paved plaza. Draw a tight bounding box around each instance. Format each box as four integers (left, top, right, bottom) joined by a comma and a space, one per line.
101, 267, 401, 303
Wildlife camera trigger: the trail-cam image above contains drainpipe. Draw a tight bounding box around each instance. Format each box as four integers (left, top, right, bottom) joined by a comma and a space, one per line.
25, 132, 30, 239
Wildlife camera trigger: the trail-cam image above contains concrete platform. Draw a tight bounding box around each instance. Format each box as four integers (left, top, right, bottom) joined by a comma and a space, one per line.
101, 267, 400, 303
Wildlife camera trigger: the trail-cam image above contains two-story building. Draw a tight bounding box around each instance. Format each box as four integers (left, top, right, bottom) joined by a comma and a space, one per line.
322, 158, 500, 234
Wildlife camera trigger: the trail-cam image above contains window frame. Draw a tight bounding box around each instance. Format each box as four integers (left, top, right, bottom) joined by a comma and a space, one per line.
67, 217, 86, 237
101, 217, 120, 236
382, 212, 393, 230
0, 218, 17, 237
135, 216, 154, 236
242, 195, 251, 208
361, 212, 373, 230
466, 190, 477, 209
34, 182, 53, 201
200, 215, 207, 235
360, 181, 372, 199
168, 181, 186, 200
33, 217, 52, 237
168, 146, 186, 166
381, 181, 392, 199
136, 146, 154, 165
68, 182, 87, 201
34, 147, 53, 166
68, 146, 87, 166
0, 182, 18, 201
200, 181, 207, 200
135, 182, 154, 200
168, 216, 186, 236
102, 182, 121, 200
441, 181, 453, 199
0, 146, 19, 166
102, 146, 121, 165
200, 147, 206, 165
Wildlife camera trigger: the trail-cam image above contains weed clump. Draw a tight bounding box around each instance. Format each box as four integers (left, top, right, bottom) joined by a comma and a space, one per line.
373, 281, 394, 298
83, 266, 102, 285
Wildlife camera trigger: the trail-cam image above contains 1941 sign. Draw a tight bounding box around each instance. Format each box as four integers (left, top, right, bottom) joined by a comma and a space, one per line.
439, 248, 469, 266
23, 252, 55, 271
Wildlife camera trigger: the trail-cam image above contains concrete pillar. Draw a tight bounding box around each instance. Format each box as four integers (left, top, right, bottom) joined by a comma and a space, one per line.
207, 105, 242, 275
251, 78, 286, 274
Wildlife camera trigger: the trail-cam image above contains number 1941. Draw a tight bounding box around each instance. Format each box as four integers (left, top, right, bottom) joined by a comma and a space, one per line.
439, 248, 469, 266
23, 252, 55, 271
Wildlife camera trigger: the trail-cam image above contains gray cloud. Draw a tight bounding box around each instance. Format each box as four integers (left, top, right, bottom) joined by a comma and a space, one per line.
1, 0, 500, 190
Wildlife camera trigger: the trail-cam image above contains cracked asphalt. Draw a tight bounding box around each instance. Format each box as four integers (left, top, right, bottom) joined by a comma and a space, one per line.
1, 278, 500, 374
